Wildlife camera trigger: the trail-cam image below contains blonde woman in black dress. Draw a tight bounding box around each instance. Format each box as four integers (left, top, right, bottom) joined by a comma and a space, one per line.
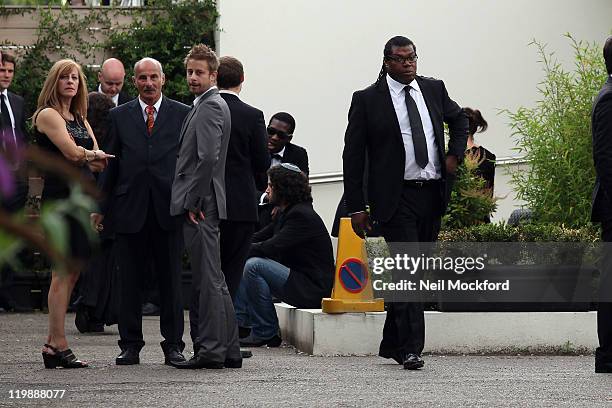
33, 59, 113, 368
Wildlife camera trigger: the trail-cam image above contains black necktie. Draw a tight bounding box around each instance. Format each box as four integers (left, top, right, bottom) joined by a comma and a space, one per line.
404, 86, 428, 169
0, 94, 14, 150
272, 153, 282, 161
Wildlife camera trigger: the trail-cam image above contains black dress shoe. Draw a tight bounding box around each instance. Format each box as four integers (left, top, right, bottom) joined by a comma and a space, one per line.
403, 353, 424, 370
164, 348, 186, 366
240, 349, 253, 359
224, 358, 242, 368
116, 349, 140, 365
170, 354, 224, 369
595, 361, 612, 373
239, 334, 282, 347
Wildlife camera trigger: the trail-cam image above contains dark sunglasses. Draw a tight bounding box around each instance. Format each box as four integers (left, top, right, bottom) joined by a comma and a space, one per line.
267, 126, 292, 140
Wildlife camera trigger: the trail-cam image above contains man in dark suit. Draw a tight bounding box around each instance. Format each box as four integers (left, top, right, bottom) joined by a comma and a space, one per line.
0, 51, 28, 312
235, 163, 334, 347
94, 57, 189, 366
97, 58, 131, 107
217, 56, 270, 299
169, 44, 242, 369
256, 112, 309, 228
343, 36, 468, 370
0, 52, 27, 212
590, 35, 612, 374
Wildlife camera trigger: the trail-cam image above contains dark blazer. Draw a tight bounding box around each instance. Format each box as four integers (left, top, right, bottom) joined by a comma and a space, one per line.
220, 93, 270, 222
343, 75, 468, 223
250, 201, 334, 308
1, 91, 27, 142
101, 96, 190, 233
0, 91, 28, 212
591, 76, 612, 222
117, 91, 132, 106
255, 142, 309, 192
282, 143, 309, 175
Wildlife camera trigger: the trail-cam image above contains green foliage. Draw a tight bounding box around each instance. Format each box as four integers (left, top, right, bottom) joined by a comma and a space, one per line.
442, 150, 497, 229
3, 5, 112, 121
504, 34, 606, 227
438, 222, 600, 243
106, 0, 219, 104
1, 0, 218, 117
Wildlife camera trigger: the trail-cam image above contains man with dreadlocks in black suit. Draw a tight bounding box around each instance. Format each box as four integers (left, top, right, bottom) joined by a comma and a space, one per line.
342, 36, 468, 370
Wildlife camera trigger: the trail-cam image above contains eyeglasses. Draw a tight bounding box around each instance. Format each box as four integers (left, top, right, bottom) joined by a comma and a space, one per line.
386, 54, 418, 64
267, 126, 292, 140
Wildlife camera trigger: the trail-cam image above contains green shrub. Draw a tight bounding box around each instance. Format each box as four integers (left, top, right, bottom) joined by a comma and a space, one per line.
106, 0, 218, 105
442, 149, 497, 229
438, 222, 600, 242
504, 34, 606, 227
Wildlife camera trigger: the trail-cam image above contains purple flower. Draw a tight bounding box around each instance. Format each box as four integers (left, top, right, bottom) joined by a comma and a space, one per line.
0, 155, 15, 199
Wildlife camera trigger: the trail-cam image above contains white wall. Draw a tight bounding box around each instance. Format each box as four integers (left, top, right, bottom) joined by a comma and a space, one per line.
217, 0, 612, 228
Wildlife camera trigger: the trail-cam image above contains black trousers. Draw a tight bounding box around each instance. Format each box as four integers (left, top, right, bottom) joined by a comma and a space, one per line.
220, 220, 255, 299
597, 218, 612, 364
115, 203, 184, 352
378, 182, 442, 357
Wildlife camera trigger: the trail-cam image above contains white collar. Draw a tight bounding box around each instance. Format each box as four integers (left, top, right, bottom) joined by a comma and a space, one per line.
138, 94, 163, 112
0, 89, 8, 98
386, 74, 421, 96
219, 89, 239, 97
274, 147, 286, 157
98, 84, 119, 106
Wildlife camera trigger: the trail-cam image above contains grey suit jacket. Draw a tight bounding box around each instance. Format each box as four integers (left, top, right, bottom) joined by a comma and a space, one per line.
170, 88, 231, 219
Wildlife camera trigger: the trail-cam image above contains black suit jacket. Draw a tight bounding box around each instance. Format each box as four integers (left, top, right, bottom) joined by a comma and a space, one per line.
250, 201, 334, 308
1, 91, 27, 143
117, 91, 132, 106
591, 76, 612, 222
255, 142, 309, 192
220, 93, 270, 222
343, 75, 468, 223
101, 96, 190, 233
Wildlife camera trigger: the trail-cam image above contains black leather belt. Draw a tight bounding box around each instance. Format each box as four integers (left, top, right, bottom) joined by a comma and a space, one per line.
403, 179, 441, 188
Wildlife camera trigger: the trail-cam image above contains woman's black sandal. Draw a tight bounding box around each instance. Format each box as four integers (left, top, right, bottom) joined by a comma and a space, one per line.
42, 344, 88, 369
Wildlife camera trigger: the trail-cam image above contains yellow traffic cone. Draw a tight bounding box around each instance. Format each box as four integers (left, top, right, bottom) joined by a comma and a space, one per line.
322, 218, 385, 313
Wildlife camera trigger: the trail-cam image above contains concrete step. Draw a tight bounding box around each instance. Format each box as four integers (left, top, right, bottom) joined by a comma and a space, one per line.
275, 303, 598, 356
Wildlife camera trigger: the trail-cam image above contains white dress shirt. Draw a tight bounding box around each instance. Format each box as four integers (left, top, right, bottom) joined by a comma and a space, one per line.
138, 94, 163, 123
386, 74, 441, 180
98, 84, 119, 107
271, 146, 285, 167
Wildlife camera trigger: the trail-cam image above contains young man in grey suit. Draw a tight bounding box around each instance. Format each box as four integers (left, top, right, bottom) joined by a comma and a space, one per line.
169, 44, 242, 369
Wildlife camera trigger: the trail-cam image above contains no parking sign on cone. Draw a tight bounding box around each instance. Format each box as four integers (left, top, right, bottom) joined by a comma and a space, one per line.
322, 218, 384, 313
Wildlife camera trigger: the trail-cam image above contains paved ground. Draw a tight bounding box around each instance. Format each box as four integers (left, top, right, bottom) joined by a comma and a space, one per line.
0, 312, 610, 407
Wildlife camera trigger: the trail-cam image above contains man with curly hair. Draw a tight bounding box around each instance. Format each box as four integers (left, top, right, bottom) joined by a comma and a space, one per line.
235, 163, 335, 347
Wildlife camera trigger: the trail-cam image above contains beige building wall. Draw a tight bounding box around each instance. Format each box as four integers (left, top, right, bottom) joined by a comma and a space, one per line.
217, 0, 612, 229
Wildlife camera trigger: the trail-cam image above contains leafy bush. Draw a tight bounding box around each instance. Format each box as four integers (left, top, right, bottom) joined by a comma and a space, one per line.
1, 0, 218, 117
505, 34, 606, 227
438, 222, 600, 242
442, 149, 497, 229
106, 0, 218, 105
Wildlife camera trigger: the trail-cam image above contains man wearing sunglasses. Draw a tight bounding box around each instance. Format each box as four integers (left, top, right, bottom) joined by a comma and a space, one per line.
343, 36, 468, 370
256, 112, 309, 228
